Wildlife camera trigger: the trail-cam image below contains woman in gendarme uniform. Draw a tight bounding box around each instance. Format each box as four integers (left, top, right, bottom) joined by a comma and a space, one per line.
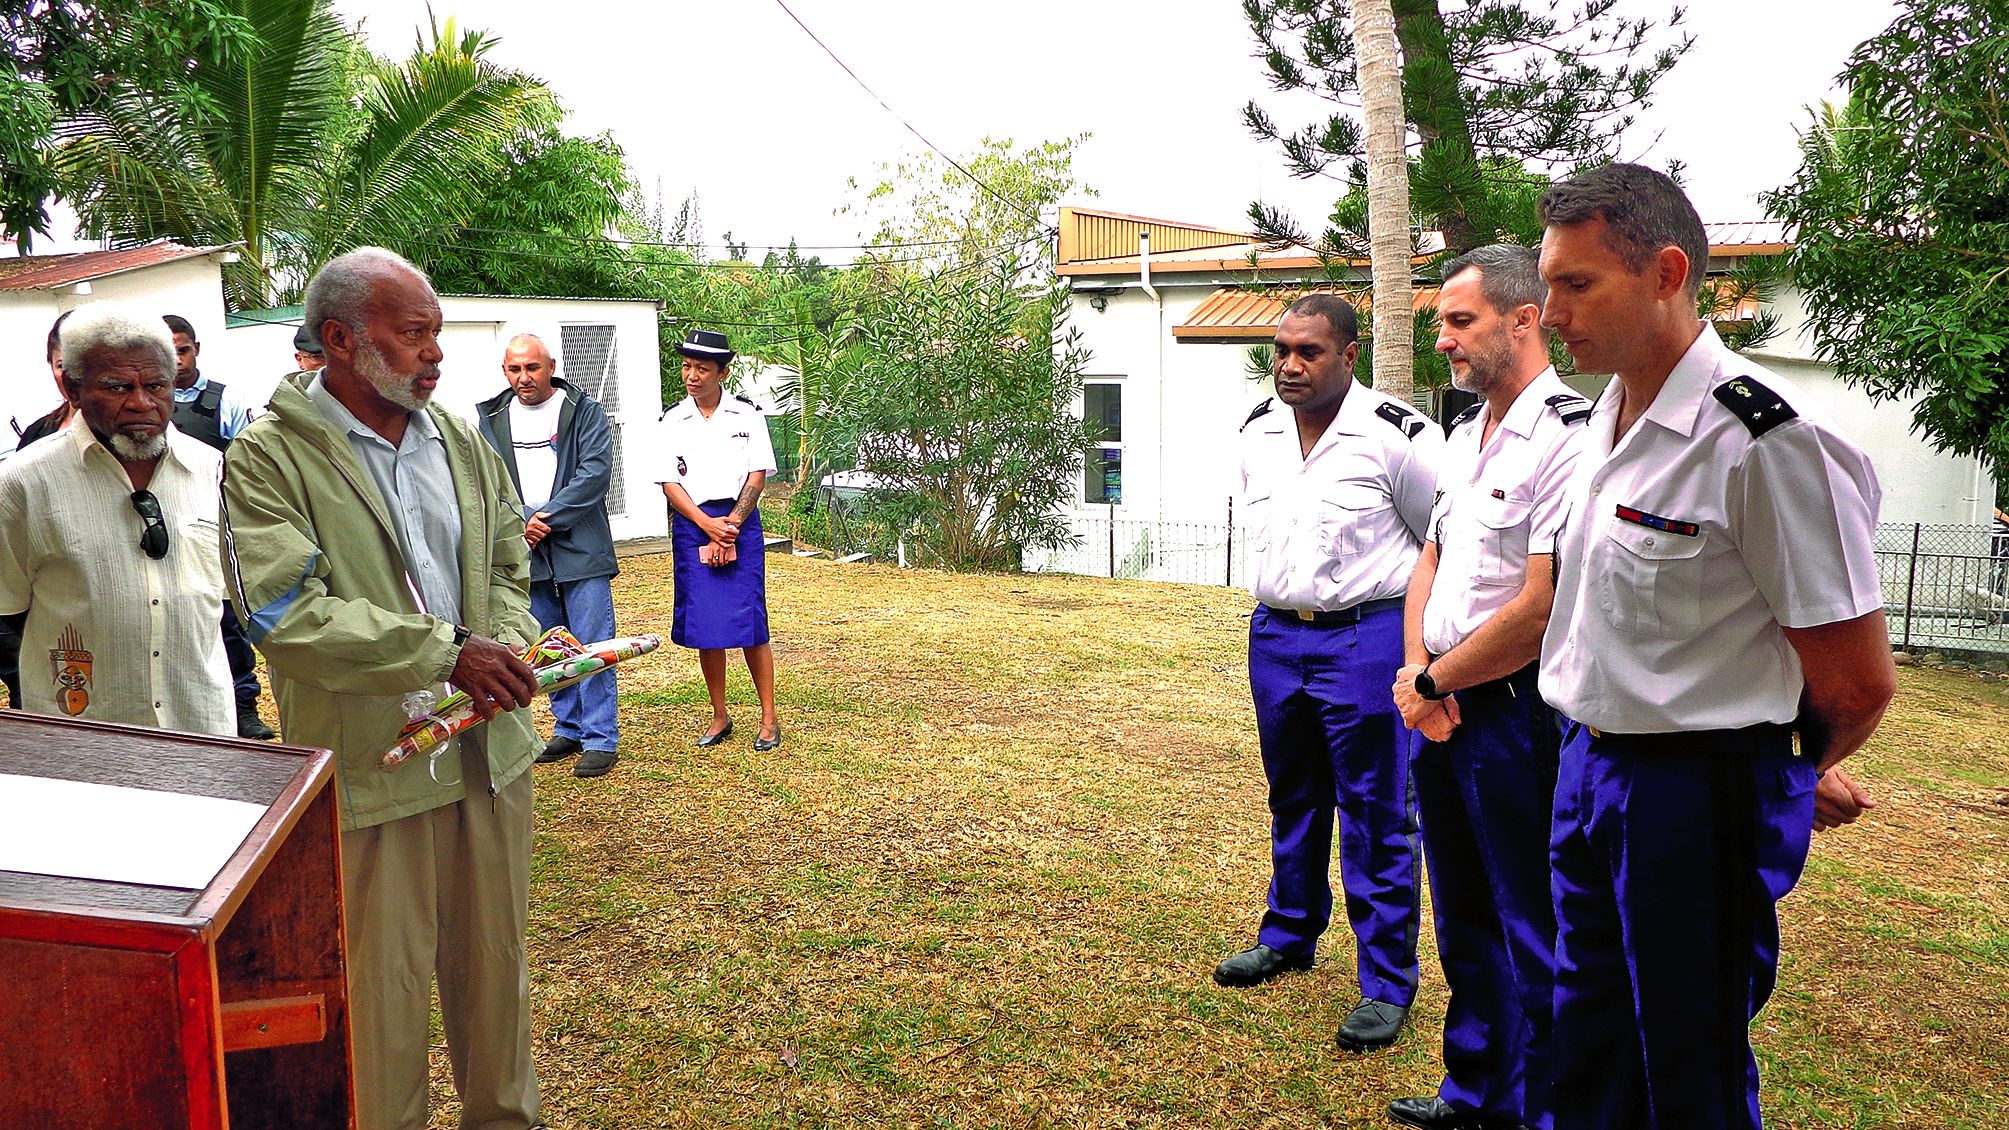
654, 329, 782, 750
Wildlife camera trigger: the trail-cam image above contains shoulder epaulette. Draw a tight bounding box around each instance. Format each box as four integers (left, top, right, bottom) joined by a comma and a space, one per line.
734, 393, 761, 410
1375, 400, 1429, 440
1544, 393, 1592, 426
1241, 397, 1275, 431
1712, 376, 1797, 437
1450, 404, 1482, 429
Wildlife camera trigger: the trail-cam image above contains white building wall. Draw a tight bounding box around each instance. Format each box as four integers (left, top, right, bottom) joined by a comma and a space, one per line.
218, 296, 669, 541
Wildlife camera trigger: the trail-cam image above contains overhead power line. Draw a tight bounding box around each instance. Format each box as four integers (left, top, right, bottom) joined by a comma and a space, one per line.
770, 0, 1053, 236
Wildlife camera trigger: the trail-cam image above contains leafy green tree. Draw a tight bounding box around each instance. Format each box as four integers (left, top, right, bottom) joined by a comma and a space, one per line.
1, 0, 256, 249
841, 254, 1095, 572
420, 128, 636, 298
1766, 2, 2009, 466
841, 134, 1090, 272
54, 2, 557, 308
1244, 0, 1689, 255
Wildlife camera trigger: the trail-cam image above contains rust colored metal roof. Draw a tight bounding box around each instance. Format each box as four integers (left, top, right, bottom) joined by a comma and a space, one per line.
1171, 286, 1443, 343
0, 243, 225, 291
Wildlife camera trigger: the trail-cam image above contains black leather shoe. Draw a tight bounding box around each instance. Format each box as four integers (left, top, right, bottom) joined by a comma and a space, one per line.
695, 719, 733, 748
1212, 943, 1313, 987
752, 726, 781, 752
1336, 998, 1409, 1052
536, 735, 582, 764
237, 703, 276, 741
1387, 1095, 1472, 1128
573, 749, 618, 778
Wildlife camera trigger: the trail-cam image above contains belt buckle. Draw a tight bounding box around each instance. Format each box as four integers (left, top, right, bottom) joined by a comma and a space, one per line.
1295, 608, 1319, 622
1588, 726, 1602, 738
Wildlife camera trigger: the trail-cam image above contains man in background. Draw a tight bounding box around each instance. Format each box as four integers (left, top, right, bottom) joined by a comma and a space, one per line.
164, 312, 272, 739
478, 333, 622, 778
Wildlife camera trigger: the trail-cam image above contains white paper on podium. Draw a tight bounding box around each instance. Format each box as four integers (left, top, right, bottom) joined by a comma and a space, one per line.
0, 773, 267, 890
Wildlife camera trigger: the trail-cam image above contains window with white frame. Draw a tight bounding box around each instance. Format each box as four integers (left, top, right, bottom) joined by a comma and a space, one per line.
1083, 378, 1123, 505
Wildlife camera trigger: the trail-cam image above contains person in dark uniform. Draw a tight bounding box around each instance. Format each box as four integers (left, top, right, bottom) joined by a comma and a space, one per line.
0, 311, 75, 709
1214, 294, 1443, 1055
1536, 163, 1895, 1130
163, 313, 272, 739
653, 329, 782, 751
1385, 245, 1586, 1130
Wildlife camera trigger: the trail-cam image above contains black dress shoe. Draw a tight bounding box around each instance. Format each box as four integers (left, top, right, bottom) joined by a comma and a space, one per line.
1336, 998, 1409, 1052
1212, 943, 1313, 987
573, 749, 618, 778
752, 726, 781, 752
237, 703, 276, 741
536, 735, 582, 764
1387, 1095, 1473, 1128
695, 719, 733, 748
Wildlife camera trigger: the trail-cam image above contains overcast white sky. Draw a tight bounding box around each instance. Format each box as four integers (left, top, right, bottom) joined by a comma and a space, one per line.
39, 0, 1904, 256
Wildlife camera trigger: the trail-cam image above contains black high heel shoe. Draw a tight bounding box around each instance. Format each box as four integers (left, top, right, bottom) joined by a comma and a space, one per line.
695, 719, 733, 748
752, 726, 781, 752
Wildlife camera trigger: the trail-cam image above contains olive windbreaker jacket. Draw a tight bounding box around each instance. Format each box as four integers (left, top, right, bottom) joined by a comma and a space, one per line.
222, 372, 540, 830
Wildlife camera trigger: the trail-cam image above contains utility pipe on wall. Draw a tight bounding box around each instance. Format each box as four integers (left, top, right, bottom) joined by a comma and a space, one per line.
1141, 230, 1164, 522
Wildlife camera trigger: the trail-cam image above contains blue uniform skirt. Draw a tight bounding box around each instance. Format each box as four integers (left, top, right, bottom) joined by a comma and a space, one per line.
671, 500, 770, 650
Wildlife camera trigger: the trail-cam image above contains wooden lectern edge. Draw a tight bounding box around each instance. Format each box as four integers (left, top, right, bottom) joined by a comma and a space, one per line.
187, 745, 335, 938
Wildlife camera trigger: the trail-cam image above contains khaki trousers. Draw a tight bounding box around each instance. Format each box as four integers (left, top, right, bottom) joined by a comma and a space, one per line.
340, 749, 540, 1130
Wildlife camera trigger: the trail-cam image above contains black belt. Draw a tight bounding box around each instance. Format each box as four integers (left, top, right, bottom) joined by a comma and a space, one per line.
1450, 662, 1540, 699
1260, 597, 1405, 625
1583, 721, 1794, 753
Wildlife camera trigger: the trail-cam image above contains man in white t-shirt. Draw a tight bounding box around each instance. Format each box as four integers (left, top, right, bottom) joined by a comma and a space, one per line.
476, 333, 623, 777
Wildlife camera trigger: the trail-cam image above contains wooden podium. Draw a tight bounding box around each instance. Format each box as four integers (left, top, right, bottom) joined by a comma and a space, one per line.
0, 711, 354, 1128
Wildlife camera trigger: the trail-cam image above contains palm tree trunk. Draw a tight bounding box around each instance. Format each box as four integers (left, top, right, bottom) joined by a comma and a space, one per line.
1354, 0, 1415, 403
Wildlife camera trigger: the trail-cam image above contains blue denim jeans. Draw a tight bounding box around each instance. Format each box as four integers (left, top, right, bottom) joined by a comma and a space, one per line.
530, 576, 619, 752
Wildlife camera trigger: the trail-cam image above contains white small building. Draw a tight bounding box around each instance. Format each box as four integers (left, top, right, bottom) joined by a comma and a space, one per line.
1036, 207, 1995, 585
223, 295, 669, 542
1, 242, 234, 442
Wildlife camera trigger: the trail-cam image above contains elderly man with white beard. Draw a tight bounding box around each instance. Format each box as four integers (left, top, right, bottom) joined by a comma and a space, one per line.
222, 246, 546, 1130
0, 303, 234, 733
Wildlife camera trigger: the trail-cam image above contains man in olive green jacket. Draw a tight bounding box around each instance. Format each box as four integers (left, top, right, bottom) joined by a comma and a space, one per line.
223, 247, 545, 1130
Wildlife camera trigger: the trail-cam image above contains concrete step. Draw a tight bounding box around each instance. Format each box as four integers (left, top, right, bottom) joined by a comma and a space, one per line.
763, 535, 792, 555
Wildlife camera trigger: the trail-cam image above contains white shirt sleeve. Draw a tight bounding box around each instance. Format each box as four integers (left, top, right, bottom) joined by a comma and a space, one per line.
1734, 420, 1885, 629
1527, 427, 1586, 555
651, 413, 682, 486
1390, 426, 1443, 543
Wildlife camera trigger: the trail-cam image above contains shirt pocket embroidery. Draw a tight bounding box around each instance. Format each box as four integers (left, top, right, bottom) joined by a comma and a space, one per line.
1320, 482, 1387, 559
1596, 517, 1704, 638
1474, 494, 1531, 588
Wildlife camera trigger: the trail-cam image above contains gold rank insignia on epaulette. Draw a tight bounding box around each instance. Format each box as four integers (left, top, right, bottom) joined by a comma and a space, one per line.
1375, 400, 1428, 439
1544, 393, 1591, 426
1242, 397, 1275, 430
1711, 376, 1798, 437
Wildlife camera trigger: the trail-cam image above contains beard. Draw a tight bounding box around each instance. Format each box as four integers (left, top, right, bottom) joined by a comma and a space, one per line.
107, 430, 167, 462
1449, 332, 1515, 394
355, 338, 432, 411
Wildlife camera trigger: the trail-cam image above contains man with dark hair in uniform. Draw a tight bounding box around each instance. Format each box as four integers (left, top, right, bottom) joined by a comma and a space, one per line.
1536, 162, 1894, 1130
163, 313, 272, 739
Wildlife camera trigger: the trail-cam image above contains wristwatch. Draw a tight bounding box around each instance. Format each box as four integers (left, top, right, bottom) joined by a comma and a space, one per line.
1413, 664, 1451, 701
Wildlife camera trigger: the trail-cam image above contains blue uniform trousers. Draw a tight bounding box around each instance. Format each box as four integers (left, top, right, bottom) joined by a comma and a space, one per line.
1414, 665, 1561, 1128
531, 575, 620, 753
1248, 603, 1421, 1007
1550, 722, 1816, 1130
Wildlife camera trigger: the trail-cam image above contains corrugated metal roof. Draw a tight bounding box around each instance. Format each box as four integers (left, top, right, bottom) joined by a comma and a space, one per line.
1171, 286, 1443, 343
1058, 207, 1793, 278
0, 242, 226, 291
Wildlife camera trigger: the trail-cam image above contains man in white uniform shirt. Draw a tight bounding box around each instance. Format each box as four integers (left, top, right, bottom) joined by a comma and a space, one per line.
1535, 163, 1896, 1130
1384, 245, 1586, 1130
0, 303, 233, 735
655, 329, 783, 751
1214, 294, 1443, 1056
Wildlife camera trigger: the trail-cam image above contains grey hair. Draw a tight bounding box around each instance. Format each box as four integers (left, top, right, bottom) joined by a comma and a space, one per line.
1442, 244, 1546, 316
59, 302, 175, 383
1538, 163, 1709, 296
302, 246, 431, 346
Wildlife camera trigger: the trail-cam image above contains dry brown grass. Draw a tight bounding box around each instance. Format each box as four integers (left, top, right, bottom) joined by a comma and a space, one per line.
424, 554, 2008, 1128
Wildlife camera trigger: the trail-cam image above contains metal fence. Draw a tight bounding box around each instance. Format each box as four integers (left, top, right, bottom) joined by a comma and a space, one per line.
1026, 512, 2009, 657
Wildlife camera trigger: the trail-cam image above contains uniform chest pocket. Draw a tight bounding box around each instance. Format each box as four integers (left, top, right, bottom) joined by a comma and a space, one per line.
1596, 518, 1704, 638
1242, 492, 1276, 549
1473, 495, 1531, 587
1320, 482, 1388, 559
